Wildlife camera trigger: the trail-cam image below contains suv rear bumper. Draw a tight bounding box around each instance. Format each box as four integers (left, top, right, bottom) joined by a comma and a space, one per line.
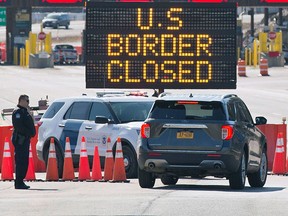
138, 146, 242, 177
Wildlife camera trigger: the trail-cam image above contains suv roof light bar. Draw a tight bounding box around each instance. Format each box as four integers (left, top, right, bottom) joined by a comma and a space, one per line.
222, 94, 238, 99
96, 91, 126, 97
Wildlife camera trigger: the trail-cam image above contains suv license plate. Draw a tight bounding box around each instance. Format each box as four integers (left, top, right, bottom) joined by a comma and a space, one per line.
177, 131, 193, 139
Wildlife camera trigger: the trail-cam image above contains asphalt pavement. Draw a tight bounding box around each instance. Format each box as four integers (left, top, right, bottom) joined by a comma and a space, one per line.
0, 64, 288, 125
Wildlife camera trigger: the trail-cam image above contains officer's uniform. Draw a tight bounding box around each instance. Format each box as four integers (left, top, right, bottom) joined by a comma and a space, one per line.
12, 105, 36, 188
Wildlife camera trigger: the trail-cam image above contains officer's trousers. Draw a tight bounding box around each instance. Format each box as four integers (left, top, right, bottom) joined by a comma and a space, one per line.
12, 137, 30, 186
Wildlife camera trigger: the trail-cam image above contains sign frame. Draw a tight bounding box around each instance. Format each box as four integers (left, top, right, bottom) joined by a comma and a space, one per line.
86, 2, 237, 89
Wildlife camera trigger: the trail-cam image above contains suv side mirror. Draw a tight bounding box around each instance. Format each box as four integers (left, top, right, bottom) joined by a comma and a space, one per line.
95, 116, 113, 124
255, 116, 267, 125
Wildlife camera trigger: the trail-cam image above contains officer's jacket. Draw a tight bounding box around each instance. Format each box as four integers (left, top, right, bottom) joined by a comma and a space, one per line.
12, 105, 36, 138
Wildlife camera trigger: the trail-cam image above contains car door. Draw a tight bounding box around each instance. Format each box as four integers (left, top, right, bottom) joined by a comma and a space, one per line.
59, 101, 92, 155
235, 101, 261, 168
78, 102, 115, 158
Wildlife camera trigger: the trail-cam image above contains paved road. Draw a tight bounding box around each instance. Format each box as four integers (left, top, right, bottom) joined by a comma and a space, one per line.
0, 65, 287, 124
0, 174, 288, 216
0, 65, 288, 215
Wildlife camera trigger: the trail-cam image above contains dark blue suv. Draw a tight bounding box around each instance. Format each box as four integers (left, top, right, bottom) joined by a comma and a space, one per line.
137, 93, 268, 189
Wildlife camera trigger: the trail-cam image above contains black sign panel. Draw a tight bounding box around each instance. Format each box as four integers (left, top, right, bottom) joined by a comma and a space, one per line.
86, 2, 237, 89
0, 0, 11, 6
34, 0, 85, 7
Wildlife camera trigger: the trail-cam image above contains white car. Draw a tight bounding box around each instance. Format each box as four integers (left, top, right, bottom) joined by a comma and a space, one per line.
36, 93, 155, 178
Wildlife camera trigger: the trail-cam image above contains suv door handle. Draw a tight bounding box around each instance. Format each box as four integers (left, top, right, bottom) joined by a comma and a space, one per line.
58, 123, 65, 128
85, 126, 92, 130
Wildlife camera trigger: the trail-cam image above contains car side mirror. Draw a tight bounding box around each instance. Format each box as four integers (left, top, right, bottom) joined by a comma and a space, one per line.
95, 116, 113, 124
255, 116, 267, 125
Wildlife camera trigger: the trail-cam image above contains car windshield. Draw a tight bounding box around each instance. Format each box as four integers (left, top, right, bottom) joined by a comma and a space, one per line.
110, 101, 153, 123
47, 14, 60, 19
149, 100, 226, 120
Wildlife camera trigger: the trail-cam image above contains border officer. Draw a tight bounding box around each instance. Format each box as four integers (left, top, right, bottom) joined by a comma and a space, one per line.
12, 95, 36, 189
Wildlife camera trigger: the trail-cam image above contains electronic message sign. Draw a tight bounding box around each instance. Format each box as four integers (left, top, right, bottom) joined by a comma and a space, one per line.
86, 2, 237, 89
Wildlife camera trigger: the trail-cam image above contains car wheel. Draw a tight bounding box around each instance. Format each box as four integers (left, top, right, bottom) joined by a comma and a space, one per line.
122, 145, 137, 178
138, 168, 155, 188
53, 24, 59, 29
161, 175, 178, 185
247, 150, 268, 188
229, 152, 246, 189
65, 25, 69, 29
44, 140, 64, 179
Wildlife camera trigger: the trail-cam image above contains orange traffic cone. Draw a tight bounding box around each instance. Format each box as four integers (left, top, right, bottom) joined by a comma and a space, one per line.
46, 138, 59, 181
78, 137, 91, 181
103, 137, 114, 181
1, 137, 14, 180
62, 137, 75, 181
25, 143, 36, 181
91, 146, 102, 181
111, 137, 129, 183
272, 132, 286, 175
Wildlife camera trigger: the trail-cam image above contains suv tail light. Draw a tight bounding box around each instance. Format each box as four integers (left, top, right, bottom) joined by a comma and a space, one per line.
141, 123, 150, 138
222, 125, 233, 140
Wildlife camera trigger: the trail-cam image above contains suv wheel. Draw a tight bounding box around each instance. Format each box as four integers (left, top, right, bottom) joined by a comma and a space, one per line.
65, 25, 69, 29
161, 175, 178, 185
44, 140, 64, 179
138, 168, 155, 188
122, 145, 137, 178
247, 150, 268, 187
229, 153, 246, 189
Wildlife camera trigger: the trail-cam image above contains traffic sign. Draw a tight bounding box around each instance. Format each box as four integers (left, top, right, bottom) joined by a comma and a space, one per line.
268, 32, 276, 40
0, 8, 6, 26
38, 32, 46, 40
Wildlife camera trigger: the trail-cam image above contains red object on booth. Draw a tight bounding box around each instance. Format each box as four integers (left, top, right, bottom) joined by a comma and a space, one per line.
189, 0, 227, 2
38, 32, 46, 41
261, 0, 288, 3
268, 31, 277, 40
42, 0, 82, 3
117, 0, 153, 2
268, 51, 280, 57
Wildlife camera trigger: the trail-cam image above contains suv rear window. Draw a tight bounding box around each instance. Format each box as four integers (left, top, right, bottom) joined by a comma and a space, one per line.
42, 102, 64, 119
149, 100, 226, 120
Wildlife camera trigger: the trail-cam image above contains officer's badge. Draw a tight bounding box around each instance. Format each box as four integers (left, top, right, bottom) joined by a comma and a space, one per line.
102, 136, 107, 145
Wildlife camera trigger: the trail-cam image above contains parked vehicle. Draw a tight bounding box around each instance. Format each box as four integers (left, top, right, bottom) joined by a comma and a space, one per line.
282, 45, 288, 64
42, 13, 70, 29
138, 93, 268, 189
36, 93, 155, 178
53, 44, 78, 64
